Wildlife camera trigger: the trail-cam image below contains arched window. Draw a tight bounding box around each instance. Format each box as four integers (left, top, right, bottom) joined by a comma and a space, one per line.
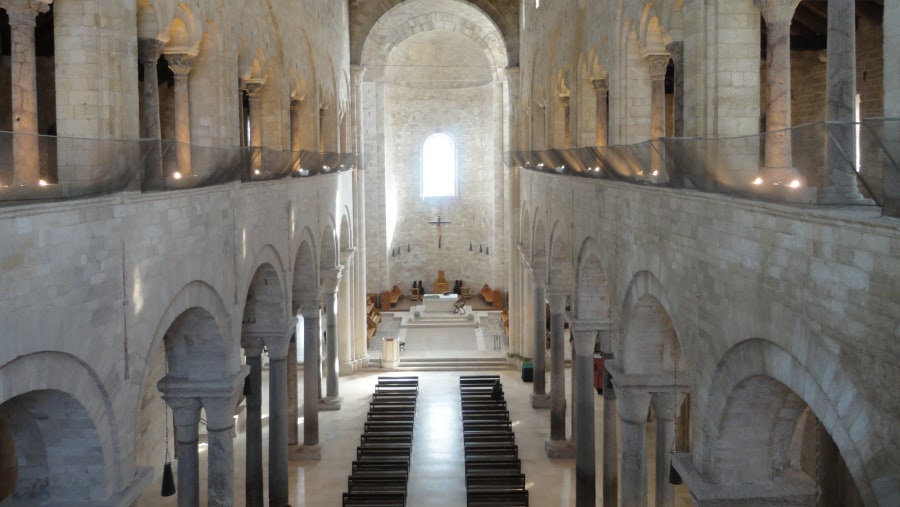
421, 133, 457, 198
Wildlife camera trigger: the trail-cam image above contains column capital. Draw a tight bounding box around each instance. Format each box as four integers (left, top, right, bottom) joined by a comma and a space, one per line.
617, 387, 652, 424
340, 247, 356, 264
570, 328, 597, 357
165, 52, 195, 76
0, 0, 50, 25
350, 65, 367, 85
265, 321, 295, 360
161, 396, 202, 427
645, 53, 670, 80
319, 266, 343, 294
242, 322, 294, 360
290, 95, 304, 110
590, 75, 609, 93
241, 335, 265, 358
138, 38, 165, 64
756, 0, 797, 24
202, 395, 239, 432
546, 289, 568, 314
241, 77, 267, 98
650, 391, 684, 421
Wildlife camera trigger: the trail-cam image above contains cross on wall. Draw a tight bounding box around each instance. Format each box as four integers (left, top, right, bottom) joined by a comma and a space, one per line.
427, 215, 451, 248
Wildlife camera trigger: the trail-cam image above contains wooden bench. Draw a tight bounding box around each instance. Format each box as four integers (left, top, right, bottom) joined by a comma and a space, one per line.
348, 475, 409, 492
342, 491, 406, 507
364, 422, 414, 434
361, 432, 413, 445
466, 489, 528, 507
357, 443, 412, 460
462, 400, 507, 410
462, 410, 509, 421
464, 432, 515, 444
378, 376, 419, 384
352, 459, 410, 474
463, 421, 513, 432
459, 375, 500, 385
375, 385, 418, 394
466, 474, 526, 490
367, 412, 415, 423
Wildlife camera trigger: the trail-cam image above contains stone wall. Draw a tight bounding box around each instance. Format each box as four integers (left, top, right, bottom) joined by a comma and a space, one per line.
517, 169, 900, 505
0, 171, 354, 503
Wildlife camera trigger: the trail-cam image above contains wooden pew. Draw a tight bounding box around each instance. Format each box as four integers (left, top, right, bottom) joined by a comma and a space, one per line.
361, 432, 413, 445
342, 491, 406, 507
364, 421, 414, 434
348, 475, 409, 492
465, 473, 526, 490
466, 489, 528, 507
352, 459, 410, 474
463, 432, 516, 444
357, 443, 412, 460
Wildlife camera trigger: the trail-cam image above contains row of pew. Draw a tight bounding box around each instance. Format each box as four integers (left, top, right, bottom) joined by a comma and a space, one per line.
460, 375, 529, 507
342, 376, 419, 507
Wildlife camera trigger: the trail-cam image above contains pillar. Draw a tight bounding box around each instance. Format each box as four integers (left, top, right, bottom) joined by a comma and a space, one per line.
320, 267, 342, 409
546, 290, 567, 443
884, 0, 900, 217
599, 329, 618, 507
287, 332, 299, 446
290, 97, 302, 154
617, 388, 651, 507
293, 301, 322, 460
571, 322, 599, 507
203, 395, 238, 507
560, 93, 571, 149
2, 0, 49, 186
338, 249, 355, 375
591, 74, 609, 147
242, 340, 264, 507
822, 0, 867, 202
351, 65, 366, 154
165, 52, 194, 177
651, 392, 679, 507
266, 326, 292, 507
761, 2, 795, 175
242, 78, 265, 176
665, 42, 684, 138
647, 53, 669, 176
165, 397, 201, 507
138, 38, 164, 187
531, 275, 549, 408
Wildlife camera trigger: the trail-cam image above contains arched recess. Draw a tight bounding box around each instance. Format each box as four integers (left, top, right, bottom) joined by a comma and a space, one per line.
702, 339, 886, 506
190, 20, 234, 147
574, 237, 611, 320
339, 207, 353, 251
241, 254, 288, 332
319, 221, 339, 271
292, 234, 319, 314
0, 352, 121, 502
618, 270, 684, 376
531, 217, 548, 284
519, 205, 531, 249
547, 220, 574, 290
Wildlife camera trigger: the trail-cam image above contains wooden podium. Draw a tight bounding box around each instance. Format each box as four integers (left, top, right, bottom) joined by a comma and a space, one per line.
433, 270, 449, 294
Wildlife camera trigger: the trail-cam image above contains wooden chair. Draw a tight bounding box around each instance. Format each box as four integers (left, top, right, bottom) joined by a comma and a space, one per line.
409, 286, 421, 302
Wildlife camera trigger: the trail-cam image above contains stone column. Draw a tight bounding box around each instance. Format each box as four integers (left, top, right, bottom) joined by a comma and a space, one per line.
287, 332, 298, 445
338, 249, 355, 375
546, 290, 569, 448
571, 322, 599, 507
665, 42, 684, 138
2, 0, 49, 186
165, 52, 194, 177
591, 74, 609, 147
320, 267, 342, 409
293, 301, 322, 459
203, 394, 239, 507
599, 329, 618, 507
760, 2, 798, 185
290, 97, 302, 154
242, 79, 265, 176
647, 53, 669, 176
885, 0, 900, 217
651, 392, 679, 507
617, 388, 651, 507
241, 339, 265, 507
139, 38, 164, 187
165, 397, 201, 507
265, 326, 293, 507
351, 65, 366, 154
531, 275, 550, 408
560, 93, 571, 149
822, 0, 866, 202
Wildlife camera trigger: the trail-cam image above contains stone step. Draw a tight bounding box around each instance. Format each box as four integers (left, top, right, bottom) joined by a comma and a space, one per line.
369, 356, 514, 371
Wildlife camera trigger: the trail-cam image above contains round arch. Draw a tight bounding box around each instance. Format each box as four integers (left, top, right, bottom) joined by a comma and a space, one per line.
574, 237, 611, 320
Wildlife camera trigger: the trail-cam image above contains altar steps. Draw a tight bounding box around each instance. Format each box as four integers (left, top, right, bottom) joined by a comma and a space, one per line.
370, 356, 514, 372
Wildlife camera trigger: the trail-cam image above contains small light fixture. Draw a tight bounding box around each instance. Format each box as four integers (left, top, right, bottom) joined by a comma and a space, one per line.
173, 171, 182, 180
38, 179, 48, 187
253, 169, 260, 176
651, 170, 658, 176
752, 177, 763, 186
788, 179, 801, 189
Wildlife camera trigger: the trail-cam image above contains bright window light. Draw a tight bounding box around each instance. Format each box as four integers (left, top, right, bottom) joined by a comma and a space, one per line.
421, 133, 457, 199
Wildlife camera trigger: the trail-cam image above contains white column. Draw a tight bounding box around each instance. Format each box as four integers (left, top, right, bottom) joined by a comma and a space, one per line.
617, 388, 651, 507
531, 275, 550, 408
646, 53, 669, 176
241, 339, 264, 507
320, 267, 343, 409
546, 290, 568, 446
651, 392, 679, 507
139, 38, 164, 187
591, 75, 609, 147
166, 397, 201, 507
165, 52, 194, 177
265, 326, 292, 507
242, 79, 266, 177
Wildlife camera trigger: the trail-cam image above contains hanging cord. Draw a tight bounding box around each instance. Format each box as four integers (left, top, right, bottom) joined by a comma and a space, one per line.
160, 346, 176, 496
814, 416, 821, 505
668, 344, 684, 485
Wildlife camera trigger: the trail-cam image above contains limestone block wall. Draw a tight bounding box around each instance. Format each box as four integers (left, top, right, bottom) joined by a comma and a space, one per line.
0, 171, 355, 503
516, 169, 900, 505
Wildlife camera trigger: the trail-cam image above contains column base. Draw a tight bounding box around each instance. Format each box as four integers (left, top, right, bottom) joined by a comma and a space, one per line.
531, 393, 551, 409
319, 396, 342, 411
545, 438, 576, 459
818, 184, 875, 205
290, 444, 322, 461
339, 360, 355, 375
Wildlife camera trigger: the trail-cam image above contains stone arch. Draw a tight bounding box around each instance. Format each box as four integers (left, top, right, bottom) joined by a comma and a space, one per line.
319, 221, 339, 270
261, 56, 290, 150
519, 205, 531, 248
702, 339, 888, 506
292, 232, 319, 314
288, 28, 318, 152
531, 217, 548, 283
167, 3, 200, 52
240, 245, 289, 329
547, 220, 574, 290
618, 270, 683, 376
163, 307, 230, 382
339, 207, 353, 251
639, 4, 672, 53
574, 237, 611, 320
190, 20, 232, 147
137, 0, 167, 41
0, 352, 121, 500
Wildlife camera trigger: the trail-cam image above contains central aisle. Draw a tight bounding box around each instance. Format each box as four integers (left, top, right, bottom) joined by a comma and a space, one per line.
406, 376, 467, 506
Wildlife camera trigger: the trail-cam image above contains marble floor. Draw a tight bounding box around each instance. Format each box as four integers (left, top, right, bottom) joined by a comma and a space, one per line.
138, 324, 693, 506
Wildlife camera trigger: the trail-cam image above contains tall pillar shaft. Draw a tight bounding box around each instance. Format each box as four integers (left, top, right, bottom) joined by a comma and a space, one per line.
592, 77, 609, 146
547, 292, 567, 441
603, 373, 618, 507
4, 1, 48, 185
571, 324, 599, 507
287, 335, 298, 445
268, 356, 289, 506
302, 309, 321, 445
169, 399, 201, 507
561, 95, 571, 149
290, 98, 302, 153
244, 351, 264, 507
166, 53, 194, 175
647, 54, 669, 174
763, 7, 794, 170
618, 389, 651, 507
531, 280, 548, 406
243, 81, 265, 175
651, 392, 678, 507
139, 38, 164, 187
324, 291, 339, 400
204, 397, 237, 507
666, 42, 684, 138
822, 0, 865, 202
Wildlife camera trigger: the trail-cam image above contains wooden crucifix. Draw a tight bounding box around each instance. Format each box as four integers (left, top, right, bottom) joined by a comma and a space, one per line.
427, 215, 451, 249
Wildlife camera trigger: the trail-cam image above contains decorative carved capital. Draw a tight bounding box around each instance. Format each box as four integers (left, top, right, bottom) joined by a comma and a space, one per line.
138, 38, 165, 65
665, 41, 684, 66
241, 78, 266, 99
591, 77, 609, 94
646, 54, 670, 80
165, 53, 194, 77
0, 0, 50, 25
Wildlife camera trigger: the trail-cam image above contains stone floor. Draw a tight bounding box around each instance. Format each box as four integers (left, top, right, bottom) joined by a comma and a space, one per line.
138, 324, 693, 506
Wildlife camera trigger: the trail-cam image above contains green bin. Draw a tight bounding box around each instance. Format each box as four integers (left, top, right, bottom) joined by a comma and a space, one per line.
521, 361, 534, 383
